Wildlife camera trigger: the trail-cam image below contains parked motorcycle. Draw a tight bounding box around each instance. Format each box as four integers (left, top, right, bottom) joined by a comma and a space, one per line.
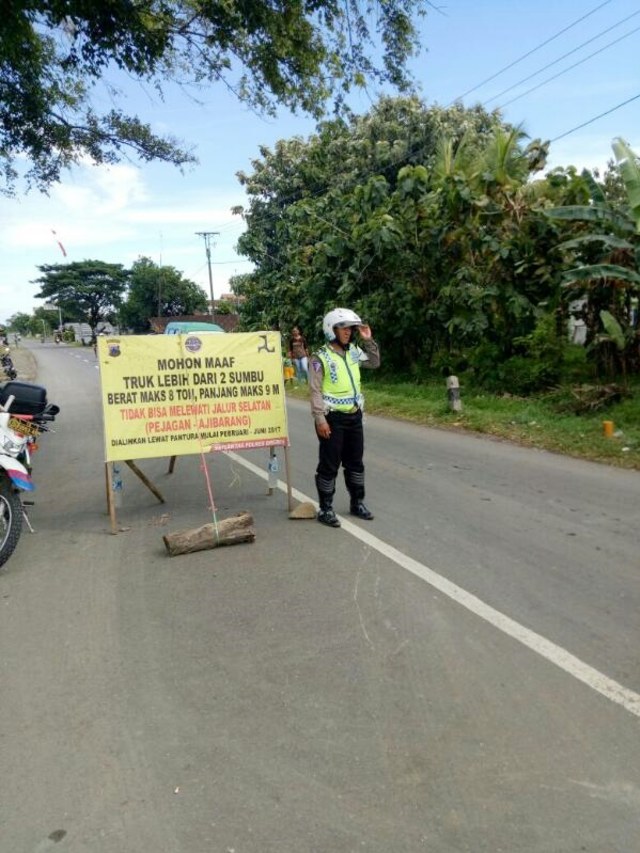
1, 349, 17, 381
0, 381, 59, 569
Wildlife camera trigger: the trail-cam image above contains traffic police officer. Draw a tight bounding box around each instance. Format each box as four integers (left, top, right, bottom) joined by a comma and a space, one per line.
309, 308, 380, 528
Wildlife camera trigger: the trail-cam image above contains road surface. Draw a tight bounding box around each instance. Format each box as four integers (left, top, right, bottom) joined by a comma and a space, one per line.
1, 342, 639, 852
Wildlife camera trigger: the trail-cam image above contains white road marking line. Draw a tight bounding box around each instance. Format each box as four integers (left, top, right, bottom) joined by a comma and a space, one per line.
226, 450, 640, 720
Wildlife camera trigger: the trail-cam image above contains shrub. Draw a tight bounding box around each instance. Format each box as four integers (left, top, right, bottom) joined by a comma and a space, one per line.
467, 313, 565, 394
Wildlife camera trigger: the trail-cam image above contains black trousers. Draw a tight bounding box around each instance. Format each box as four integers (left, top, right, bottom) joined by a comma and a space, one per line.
315, 410, 365, 507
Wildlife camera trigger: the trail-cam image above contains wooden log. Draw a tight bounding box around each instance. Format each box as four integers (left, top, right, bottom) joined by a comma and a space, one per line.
163, 511, 255, 557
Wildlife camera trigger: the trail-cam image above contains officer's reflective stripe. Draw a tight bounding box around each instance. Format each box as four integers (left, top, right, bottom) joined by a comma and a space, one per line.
323, 392, 363, 407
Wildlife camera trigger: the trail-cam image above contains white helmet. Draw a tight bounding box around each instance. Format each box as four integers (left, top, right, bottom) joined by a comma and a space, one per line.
322, 308, 362, 341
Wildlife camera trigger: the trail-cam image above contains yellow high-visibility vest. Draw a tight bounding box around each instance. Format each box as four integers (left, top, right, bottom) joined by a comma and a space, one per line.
317, 345, 364, 412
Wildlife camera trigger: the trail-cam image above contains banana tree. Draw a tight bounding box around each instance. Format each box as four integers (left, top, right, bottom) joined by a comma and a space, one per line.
546, 138, 640, 375
596, 309, 637, 384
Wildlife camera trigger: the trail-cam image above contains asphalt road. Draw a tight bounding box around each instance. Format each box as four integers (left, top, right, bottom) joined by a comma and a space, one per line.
1, 342, 639, 853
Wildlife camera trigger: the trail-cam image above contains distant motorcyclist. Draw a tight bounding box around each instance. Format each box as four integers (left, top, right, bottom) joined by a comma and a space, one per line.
1, 346, 17, 380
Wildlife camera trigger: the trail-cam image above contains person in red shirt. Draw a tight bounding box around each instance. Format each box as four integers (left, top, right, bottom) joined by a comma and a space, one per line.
289, 326, 309, 383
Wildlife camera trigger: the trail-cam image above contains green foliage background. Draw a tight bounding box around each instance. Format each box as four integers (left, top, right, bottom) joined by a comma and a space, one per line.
233, 97, 640, 394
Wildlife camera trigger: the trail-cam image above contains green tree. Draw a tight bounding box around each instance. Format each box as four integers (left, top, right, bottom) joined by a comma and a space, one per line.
234, 97, 561, 379
215, 300, 233, 315
2, 0, 426, 193
29, 305, 59, 338
235, 97, 512, 338
437, 128, 561, 381
33, 259, 129, 338
121, 256, 208, 332
5, 312, 32, 335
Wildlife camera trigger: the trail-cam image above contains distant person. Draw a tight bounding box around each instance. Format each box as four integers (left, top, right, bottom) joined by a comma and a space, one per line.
309, 308, 380, 527
283, 357, 295, 384
289, 326, 309, 383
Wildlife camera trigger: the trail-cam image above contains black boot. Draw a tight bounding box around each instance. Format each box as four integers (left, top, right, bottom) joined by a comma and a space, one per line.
318, 506, 341, 527
345, 469, 373, 520
350, 501, 374, 520
316, 475, 341, 528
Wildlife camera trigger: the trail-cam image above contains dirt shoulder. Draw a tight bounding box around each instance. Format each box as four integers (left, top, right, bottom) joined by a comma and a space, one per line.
6, 346, 38, 383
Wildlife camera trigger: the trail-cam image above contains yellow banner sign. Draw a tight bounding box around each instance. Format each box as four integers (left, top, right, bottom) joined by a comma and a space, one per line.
98, 332, 288, 462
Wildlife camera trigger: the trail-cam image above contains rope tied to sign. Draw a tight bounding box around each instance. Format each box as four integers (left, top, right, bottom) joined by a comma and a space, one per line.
197, 439, 220, 545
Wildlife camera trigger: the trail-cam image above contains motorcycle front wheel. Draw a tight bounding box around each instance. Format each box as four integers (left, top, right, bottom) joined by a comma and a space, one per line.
0, 476, 23, 570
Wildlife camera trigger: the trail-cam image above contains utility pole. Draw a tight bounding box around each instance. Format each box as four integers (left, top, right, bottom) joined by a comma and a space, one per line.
195, 231, 219, 323
157, 233, 163, 319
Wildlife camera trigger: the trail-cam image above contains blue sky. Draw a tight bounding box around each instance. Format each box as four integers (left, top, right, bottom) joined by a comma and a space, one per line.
1, 0, 639, 323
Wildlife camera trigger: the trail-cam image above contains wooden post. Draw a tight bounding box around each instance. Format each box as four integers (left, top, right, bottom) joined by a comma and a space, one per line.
105, 458, 165, 533
168, 455, 177, 474
105, 463, 118, 534
283, 445, 294, 512
267, 447, 278, 495
124, 460, 165, 503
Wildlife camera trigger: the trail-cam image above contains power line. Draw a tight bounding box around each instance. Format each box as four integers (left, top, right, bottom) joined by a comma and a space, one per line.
497, 23, 640, 110
204, 219, 245, 234
485, 7, 640, 105
203, 13, 637, 243
111, 8, 633, 279
451, 0, 614, 102
550, 91, 640, 141
236, 87, 638, 266
200, 13, 639, 259
211, 82, 634, 260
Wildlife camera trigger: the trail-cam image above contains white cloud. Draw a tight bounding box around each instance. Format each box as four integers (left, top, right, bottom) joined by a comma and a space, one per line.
51, 163, 147, 215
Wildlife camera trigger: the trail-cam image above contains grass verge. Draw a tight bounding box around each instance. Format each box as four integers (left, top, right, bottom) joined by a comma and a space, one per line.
286, 377, 640, 470
9, 347, 639, 471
